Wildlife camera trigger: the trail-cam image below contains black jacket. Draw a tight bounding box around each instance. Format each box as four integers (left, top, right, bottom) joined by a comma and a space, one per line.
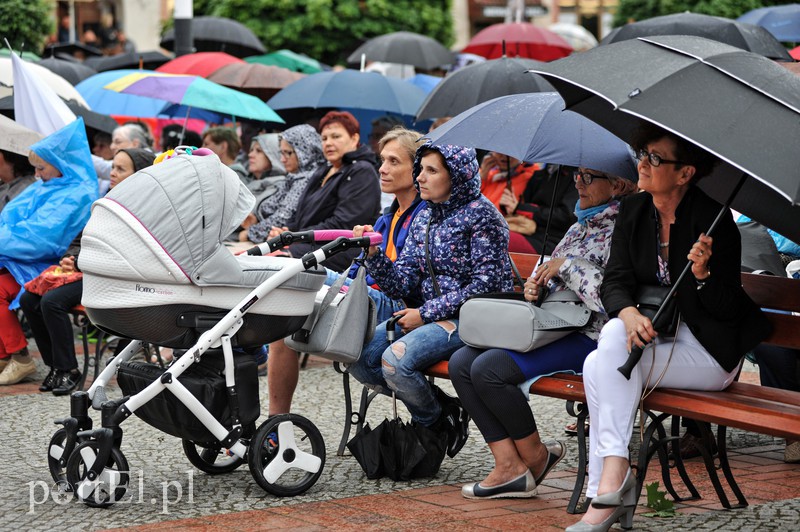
287, 145, 381, 272
601, 187, 771, 372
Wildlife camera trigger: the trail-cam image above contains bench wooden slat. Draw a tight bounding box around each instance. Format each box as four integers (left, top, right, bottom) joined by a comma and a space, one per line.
644, 390, 800, 440
741, 272, 800, 312
762, 312, 800, 350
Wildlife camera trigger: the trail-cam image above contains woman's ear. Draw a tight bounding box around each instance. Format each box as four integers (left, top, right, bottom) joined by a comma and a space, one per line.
680, 166, 695, 185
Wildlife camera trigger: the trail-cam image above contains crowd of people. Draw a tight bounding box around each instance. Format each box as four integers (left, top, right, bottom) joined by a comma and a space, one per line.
1, 90, 798, 531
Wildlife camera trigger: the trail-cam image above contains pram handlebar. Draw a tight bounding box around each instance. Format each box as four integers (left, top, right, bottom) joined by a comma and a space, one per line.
245, 230, 383, 256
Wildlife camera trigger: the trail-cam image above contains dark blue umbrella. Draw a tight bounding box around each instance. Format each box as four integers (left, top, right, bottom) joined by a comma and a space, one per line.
738, 4, 800, 42
267, 70, 426, 117
426, 92, 637, 180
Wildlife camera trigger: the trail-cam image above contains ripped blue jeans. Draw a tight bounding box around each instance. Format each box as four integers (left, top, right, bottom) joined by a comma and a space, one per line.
347, 318, 463, 427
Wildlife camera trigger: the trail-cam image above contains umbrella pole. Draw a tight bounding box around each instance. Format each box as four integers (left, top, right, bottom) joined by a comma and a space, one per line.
618, 172, 748, 379
181, 106, 191, 141
533, 164, 563, 307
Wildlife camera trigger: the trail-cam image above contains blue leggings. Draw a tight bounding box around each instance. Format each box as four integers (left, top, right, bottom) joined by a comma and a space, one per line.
449, 333, 596, 443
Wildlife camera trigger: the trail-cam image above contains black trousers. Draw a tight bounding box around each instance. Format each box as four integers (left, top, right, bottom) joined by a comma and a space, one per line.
19, 281, 82, 371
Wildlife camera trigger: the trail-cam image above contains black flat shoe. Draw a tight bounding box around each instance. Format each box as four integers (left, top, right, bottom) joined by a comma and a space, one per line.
39, 368, 58, 392
52, 370, 81, 396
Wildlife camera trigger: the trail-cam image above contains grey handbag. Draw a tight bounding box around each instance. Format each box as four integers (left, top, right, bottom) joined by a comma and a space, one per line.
285, 262, 377, 363
459, 289, 592, 352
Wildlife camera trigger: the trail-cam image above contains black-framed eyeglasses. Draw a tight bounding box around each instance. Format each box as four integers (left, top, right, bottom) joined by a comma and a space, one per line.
279, 149, 295, 157
573, 170, 610, 185
636, 149, 686, 167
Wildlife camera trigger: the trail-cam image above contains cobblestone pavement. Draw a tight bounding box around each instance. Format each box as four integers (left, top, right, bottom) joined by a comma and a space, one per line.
0, 357, 797, 531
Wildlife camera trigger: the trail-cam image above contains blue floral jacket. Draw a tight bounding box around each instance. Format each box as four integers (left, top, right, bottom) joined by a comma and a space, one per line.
365, 143, 512, 322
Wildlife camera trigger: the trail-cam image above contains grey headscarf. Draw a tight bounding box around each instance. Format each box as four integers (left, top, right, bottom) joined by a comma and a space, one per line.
252, 133, 285, 177
247, 125, 325, 242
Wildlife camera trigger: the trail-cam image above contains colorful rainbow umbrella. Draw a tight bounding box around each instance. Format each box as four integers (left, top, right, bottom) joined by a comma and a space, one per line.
104, 72, 283, 123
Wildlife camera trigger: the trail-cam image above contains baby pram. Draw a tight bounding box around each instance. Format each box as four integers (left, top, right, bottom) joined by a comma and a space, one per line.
46, 150, 381, 506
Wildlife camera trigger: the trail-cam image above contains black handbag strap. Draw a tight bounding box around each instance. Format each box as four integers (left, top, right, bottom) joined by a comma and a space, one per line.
424, 218, 442, 297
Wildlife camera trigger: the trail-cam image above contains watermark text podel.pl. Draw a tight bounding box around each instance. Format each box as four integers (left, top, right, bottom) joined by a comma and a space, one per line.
28, 469, 194, 514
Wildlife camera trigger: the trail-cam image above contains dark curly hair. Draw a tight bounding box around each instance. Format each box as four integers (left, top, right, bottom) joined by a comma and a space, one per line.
631, 122, 717, 182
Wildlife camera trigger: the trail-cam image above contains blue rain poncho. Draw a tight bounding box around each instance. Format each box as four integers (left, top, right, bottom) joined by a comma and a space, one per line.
0, 118, 98, 305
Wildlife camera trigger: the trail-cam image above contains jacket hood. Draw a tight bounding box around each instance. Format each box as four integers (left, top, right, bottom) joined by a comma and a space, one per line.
253, 133, 286, 176
281, 124, 324, 174
29, 117, 96, 194
343, 144, 379, 166
413, 142, 480, 212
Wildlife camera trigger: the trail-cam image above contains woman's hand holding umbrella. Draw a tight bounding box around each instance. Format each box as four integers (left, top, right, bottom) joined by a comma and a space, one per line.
619, 306, 658, 353
688, 233, 712, 281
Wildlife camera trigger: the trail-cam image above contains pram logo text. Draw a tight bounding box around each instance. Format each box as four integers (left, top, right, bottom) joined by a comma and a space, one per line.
28, 469, 194, 514
135, 283, 174, 296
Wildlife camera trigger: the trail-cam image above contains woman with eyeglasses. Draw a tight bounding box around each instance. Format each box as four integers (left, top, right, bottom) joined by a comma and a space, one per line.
448, 166, 637, 500
240, 124, 325, 243
568, 124, 770, 532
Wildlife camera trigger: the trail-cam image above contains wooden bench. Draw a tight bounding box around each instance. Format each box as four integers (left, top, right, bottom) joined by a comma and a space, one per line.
426, 270, 800, 513
338, 253, 800, 513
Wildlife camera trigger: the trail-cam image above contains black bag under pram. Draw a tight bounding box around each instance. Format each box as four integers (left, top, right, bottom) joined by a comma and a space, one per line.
117, 349, 259, 444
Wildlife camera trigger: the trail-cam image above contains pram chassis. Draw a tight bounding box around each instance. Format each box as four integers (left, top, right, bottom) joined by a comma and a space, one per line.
49, 231, 381, 506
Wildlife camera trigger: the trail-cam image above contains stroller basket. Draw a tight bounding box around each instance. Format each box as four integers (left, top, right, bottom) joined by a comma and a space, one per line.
117, 350, 259, 444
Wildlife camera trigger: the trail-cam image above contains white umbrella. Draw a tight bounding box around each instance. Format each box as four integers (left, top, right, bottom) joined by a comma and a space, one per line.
0, 114, 43, 156
0, 57, 88, 107
548, 22, 599, 52
10, 52, 77, 136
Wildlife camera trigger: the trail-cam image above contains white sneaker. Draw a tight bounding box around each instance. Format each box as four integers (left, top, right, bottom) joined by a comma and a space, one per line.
0, 358, 37, 385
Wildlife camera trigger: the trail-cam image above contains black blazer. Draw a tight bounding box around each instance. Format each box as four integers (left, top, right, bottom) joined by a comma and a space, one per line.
601, 187, 771, 372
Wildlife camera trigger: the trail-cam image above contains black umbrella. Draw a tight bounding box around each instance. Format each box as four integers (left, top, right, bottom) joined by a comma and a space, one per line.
347, 31, 454, 70
531, 35, 800, 375
346, 319, 447, 480
42, 42, 103, 59
416, 56, 553, 121
160, 16, 266, 59
84, 51, 174, 72
0, 95, 118, 134
600, 12, 792, 61
36, 57, 97, 85
346, 397, 440, 481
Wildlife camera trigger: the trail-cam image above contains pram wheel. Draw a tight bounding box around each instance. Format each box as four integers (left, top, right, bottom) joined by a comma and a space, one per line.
248, 414, 325, 497
182, 422, 254, 474
48, 428, 84, 484
182, 440, 244, 474
65, 441, 130, 507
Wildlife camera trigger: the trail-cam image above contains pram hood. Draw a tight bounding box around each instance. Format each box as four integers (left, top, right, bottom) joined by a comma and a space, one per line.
97, 152, 255, 286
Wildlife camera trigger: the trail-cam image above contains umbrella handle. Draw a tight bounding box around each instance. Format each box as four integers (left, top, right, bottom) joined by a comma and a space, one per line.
386, 315, 402, 342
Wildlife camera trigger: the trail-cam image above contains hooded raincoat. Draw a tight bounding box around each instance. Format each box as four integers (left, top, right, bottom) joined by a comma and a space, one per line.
348, 143, 513, 427
247, 124, 325, 242
0, 118, 97, 304
365, 143, 512, 322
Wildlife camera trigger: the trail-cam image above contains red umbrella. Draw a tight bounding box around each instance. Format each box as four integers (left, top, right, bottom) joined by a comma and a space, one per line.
155, 52, 244, 78
462, 22, 572, 61
791, 46, 800, 60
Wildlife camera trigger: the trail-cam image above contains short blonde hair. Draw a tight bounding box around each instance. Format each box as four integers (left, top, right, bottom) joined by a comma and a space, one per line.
28, 150, 51, 168
378, 127, 424, 164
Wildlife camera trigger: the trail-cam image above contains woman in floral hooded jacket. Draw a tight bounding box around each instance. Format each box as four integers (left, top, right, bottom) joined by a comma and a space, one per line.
349, 142, 512, 448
